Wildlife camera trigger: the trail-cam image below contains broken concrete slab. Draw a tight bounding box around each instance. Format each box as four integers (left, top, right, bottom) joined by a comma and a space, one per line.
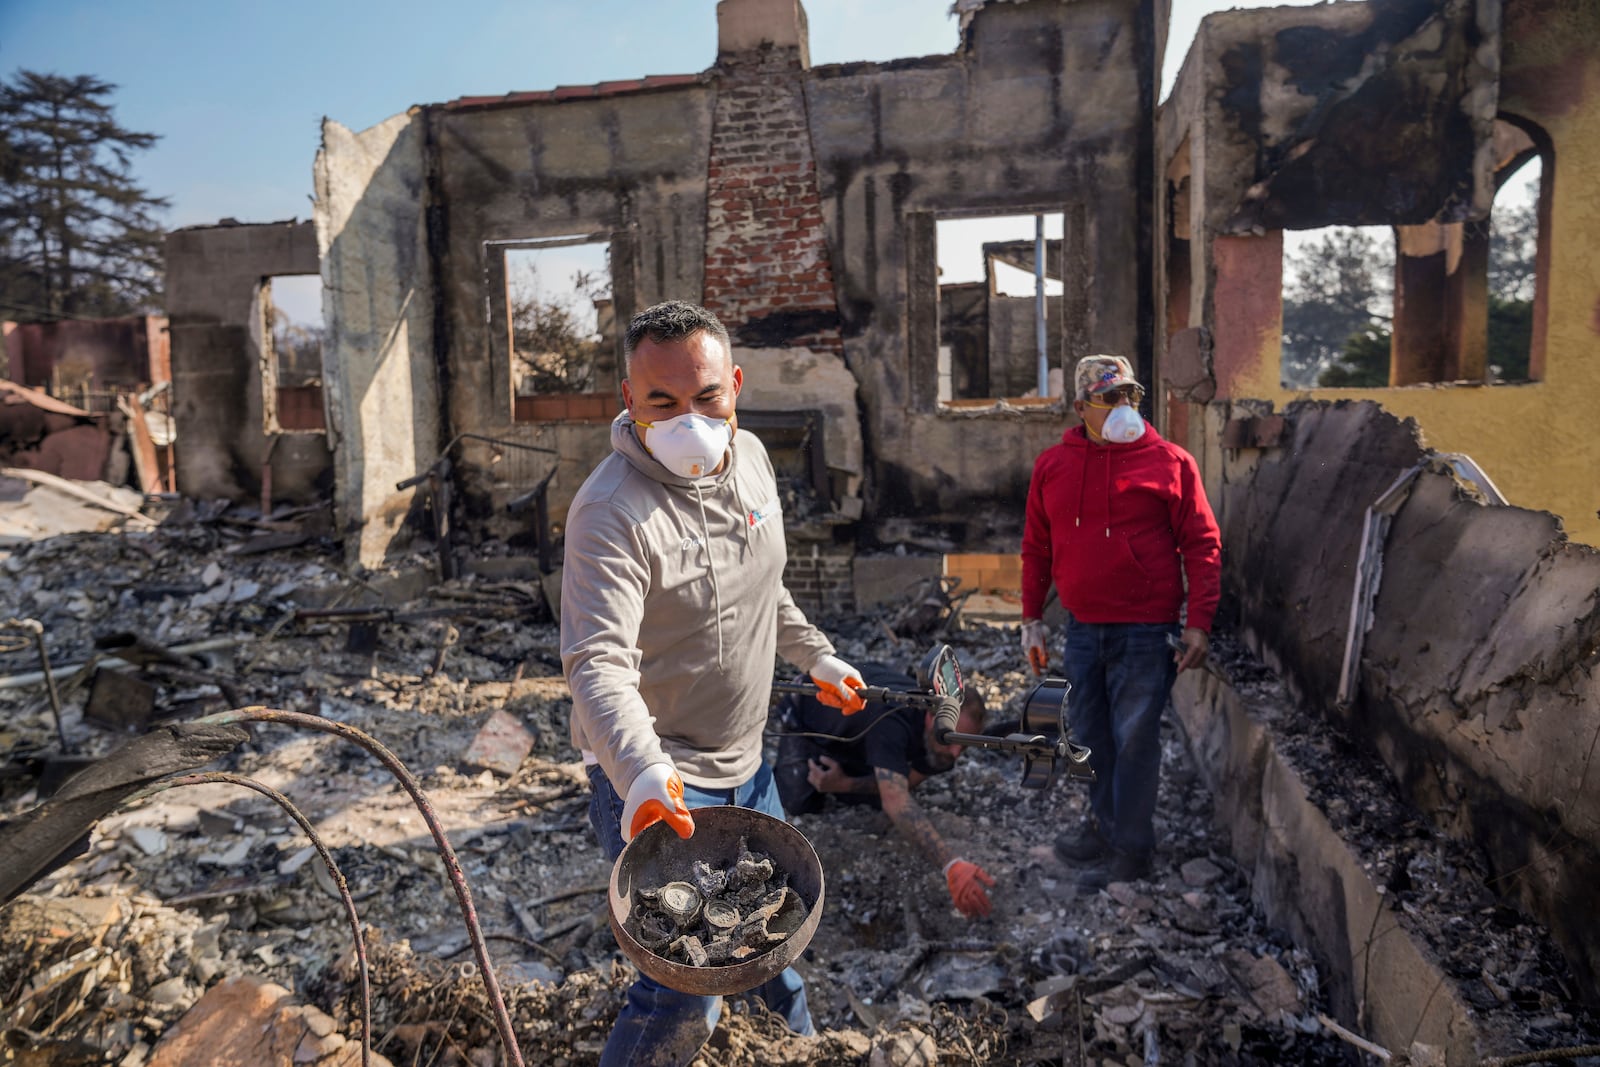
461, 708, 535, 778
145, 974, 390, 1067
1172, 642, 1569, 1064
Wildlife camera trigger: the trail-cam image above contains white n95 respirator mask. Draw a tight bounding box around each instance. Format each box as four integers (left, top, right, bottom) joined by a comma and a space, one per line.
1101, 405, 1146, 444
637, 412, 732, 479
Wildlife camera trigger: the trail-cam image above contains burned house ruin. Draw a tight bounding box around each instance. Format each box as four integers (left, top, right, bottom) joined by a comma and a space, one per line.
5, 0, 1595, 1062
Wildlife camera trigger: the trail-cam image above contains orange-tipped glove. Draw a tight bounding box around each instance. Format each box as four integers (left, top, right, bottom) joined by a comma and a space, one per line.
810, 654, 867, 714
944, 858, 996, 919
1021, 619, 1049, 676
621, 763, 695, 843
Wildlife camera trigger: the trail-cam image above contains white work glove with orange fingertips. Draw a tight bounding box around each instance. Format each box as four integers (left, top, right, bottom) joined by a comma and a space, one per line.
810, 654, 867, 714
944, 858, 996, 919
620, 763, 696, 844
1021, 619, 1049, 676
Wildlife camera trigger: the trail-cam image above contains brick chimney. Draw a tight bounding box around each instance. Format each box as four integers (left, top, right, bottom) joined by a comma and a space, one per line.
703, 0, 843, 355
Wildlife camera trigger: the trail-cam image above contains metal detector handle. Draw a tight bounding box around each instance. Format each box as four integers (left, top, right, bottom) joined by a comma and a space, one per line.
769, 681, 947, 708
931, 693, 961, 745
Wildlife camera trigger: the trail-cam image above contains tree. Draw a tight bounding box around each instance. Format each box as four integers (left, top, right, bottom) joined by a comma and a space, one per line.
269, 307, 325, 386
1282, 227, 1392, 389
1317, 326, 1391, 388
1489, 197, 1536, 304
1487, 195, 1537, 381
1292, 186, 1538, 389
0, 70, 168, 321
510, 266, 611, 396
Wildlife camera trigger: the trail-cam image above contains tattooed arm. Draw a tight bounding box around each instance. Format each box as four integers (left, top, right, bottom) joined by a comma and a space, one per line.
874, 767, 956, 869
807, 755, 879, 796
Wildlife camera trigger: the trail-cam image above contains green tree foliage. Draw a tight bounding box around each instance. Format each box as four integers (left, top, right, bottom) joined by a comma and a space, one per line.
1296, 187, 1541, 388
1489, 197, 1536, 303
1281, 227, 1392, 389
0, 70, 168, 321
1487, 296, 1533, 382
1316, 327, 1391, 388
1486, 192, 1537, 381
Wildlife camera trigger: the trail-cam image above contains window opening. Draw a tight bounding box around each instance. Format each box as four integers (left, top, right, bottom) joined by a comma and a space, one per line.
935, 213, 1065, 405
1487, 155, 1540, 383
261, 274, 324, 433
503, 238, 615, 422
1280, 226, 1394, 389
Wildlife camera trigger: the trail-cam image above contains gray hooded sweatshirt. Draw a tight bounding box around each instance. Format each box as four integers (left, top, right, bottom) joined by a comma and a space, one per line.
561, 411, 836, 795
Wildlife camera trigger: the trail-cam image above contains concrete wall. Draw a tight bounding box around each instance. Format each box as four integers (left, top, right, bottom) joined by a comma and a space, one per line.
314, 112, 439, 565
1194, 397, 1600, 1006
807, 0, 1154, 539
423, 82, 714, 538
164, 221, 331, 506
318, 0, 1158, 553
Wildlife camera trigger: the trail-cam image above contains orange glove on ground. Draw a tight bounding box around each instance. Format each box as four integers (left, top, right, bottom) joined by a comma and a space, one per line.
621, 763, 695, 843
1021, 620, 1049, 676
811, 654, 867, 713
944, 858, 996, 919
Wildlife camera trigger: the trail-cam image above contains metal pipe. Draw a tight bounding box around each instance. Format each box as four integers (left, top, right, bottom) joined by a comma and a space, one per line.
0, 636, 249, 691
0, 619, 67, 748
1035, 213, 1049, 398
195, 707, 526, 1066
130, 771, 372, 1067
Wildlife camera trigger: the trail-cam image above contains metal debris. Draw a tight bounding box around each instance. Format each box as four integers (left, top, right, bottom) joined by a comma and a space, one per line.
629, 838, 806, 968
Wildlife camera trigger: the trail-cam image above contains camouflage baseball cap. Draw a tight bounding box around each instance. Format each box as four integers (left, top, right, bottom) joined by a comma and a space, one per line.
1073, 355, 1141, 399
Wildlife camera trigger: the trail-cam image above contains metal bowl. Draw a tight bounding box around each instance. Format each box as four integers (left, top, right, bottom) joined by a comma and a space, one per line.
608, 805, 824, 996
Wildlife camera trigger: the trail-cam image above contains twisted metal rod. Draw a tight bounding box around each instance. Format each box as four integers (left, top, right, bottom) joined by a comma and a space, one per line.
128, 771, 374, 1067
1, 618, 66, 749
195, 706, 525, 1067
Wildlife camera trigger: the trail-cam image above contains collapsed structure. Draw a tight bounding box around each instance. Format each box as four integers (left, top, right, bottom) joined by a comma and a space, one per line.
5, 0, 1590, 1061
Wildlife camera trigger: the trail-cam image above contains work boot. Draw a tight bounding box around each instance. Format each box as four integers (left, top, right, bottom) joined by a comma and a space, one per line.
1075, 849, 1154, 892
1052, 824, 1110, 864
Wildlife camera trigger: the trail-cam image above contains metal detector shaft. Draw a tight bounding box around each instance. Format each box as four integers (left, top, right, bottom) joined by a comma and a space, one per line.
769, 681, 949, 708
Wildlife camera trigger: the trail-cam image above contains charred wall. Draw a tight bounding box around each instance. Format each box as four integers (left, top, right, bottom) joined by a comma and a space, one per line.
387, 0, 1157, 551
423, 82, 714, 535
1204, 398, 1600, 1003
164, 221, 331, 507
806, 0, 1154, 537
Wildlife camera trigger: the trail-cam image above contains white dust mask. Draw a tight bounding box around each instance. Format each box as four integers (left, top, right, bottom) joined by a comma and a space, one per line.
638, 412, 732, 479
1101, 404, 1146, 443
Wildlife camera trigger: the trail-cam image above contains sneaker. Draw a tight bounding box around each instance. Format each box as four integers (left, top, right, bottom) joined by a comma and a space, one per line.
1075, 849, 1154, 891
1053, 825, 1110, 864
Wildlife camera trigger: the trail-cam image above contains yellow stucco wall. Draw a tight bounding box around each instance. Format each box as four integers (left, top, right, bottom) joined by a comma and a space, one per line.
1222, 51, 1600, 548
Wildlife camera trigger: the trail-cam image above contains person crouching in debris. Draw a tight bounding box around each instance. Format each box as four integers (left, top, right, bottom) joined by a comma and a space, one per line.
773, 662, 997, 919
1019, 354, 1221, 891
561, 300, 868, 1066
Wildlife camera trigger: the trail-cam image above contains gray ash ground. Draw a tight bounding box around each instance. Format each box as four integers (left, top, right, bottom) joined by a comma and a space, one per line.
1, 519, 1595, 1065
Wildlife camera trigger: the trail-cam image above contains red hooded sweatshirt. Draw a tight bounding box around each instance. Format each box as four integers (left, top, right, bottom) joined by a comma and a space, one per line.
1021, 423, 1221, 632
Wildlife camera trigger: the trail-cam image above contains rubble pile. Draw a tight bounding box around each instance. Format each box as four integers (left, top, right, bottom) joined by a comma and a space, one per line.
2, 515, 1597, 1065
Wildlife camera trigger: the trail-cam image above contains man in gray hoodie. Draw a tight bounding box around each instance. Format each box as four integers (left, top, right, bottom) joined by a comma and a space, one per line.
561, 300, 866, 1066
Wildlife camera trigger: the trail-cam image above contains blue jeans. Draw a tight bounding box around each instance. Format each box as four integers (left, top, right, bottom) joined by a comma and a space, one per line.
1061, 621, 1179, 859
586, 761, 814, 1067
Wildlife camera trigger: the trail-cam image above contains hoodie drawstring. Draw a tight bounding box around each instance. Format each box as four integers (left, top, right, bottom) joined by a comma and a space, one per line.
1075, 447, 1112, 537
693, 481, 726, 669
1104, 450, 1112, 538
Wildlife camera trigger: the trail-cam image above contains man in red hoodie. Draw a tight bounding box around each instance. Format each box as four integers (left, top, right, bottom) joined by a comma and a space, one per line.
1019, 354, 1221, 889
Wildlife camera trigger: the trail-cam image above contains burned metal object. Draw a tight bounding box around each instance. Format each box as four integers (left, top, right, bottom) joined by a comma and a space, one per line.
1, 618, 67, 749
608, 806, 824, 996
627, 839, 808, 970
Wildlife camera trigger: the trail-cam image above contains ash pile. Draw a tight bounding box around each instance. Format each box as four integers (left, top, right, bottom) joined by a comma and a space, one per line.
0, 509, 1594, 1065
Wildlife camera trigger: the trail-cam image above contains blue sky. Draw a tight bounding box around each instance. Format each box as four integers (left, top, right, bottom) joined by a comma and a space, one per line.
0, 0, 1319, 232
